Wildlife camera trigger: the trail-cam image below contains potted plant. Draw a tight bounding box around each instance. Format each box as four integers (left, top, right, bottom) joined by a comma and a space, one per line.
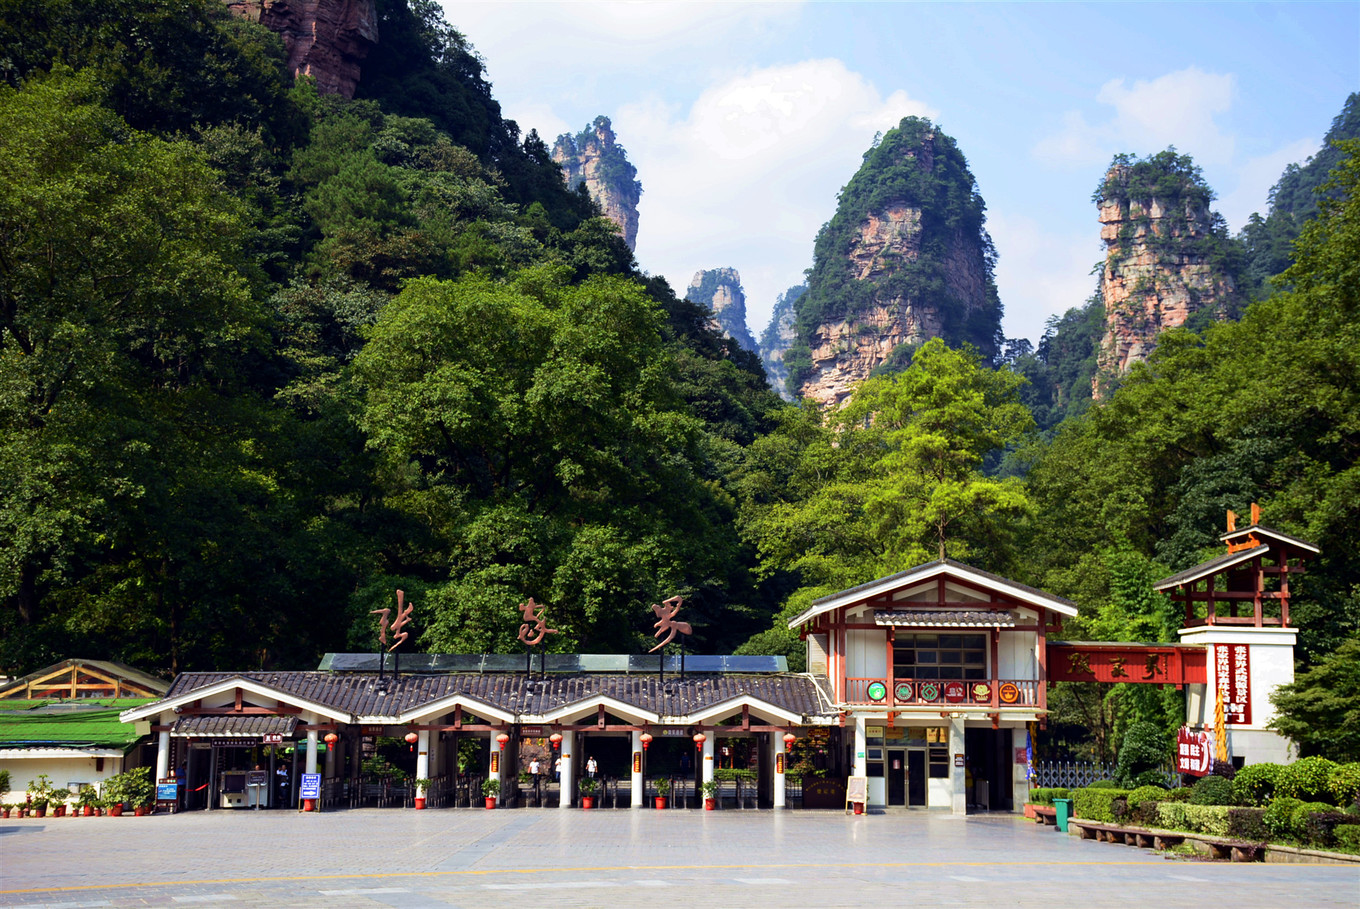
0, 769, 10, 818
413, 778, 433, 810
481, 778, 499, 809
578, 776, 597, 809
653, 777, 670, 810
50, 786, 68, 817
702, 779, 719, 810
103, 773, 125, 816
26, 774, 54, 818
76, 785, 100, 817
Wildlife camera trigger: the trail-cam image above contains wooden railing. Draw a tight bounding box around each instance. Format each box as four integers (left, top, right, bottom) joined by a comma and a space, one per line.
842, 677, 1041, 707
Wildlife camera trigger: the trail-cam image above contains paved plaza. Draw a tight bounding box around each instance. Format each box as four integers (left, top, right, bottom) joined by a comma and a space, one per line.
1, 809, 1356, 908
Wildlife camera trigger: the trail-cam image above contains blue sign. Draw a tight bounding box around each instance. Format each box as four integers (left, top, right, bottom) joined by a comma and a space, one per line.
300, 773, 321, 799
156, 783, 179, 801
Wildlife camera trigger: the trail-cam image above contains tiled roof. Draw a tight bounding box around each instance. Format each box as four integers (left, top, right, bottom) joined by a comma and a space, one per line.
1153, 545, 1269, 591
171, 715, 299, 737
160, 672, 833, 723
875, 610, 1016, 627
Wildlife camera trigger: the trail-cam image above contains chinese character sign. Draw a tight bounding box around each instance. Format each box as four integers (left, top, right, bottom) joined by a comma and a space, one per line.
1176, 726, 1214, 776
516, 597, 559, 647
1216, 644, 1251, 724
648, 596, 692, 653
371, 589, 416, 653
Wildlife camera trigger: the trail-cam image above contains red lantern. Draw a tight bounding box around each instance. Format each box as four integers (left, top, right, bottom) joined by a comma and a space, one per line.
549, 733, 562, 750
783, 733, 797, 748
404, 732, 419, 745
324, 733, 338, 746
496, 732, 510, 749
693, 732, 706, 748
639, 733, 653, 751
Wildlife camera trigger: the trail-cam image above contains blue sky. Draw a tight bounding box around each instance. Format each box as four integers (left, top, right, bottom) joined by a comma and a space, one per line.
442, 2, 1359, 345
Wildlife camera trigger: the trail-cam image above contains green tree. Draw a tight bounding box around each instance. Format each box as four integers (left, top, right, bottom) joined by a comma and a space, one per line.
1270, 638, 1360, 762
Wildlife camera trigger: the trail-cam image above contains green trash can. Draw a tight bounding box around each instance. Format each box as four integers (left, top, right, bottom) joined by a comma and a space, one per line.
1053, 797, 1073, 832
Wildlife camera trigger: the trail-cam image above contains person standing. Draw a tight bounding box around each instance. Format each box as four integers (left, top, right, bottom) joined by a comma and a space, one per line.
554, 755, 562, 782
586, 756, 598, 779
529, 757, 541, 779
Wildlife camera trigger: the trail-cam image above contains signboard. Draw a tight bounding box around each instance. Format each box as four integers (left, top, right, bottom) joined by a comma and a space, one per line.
262, 733, 284, 745
802, 778, 846, 809
918, 682, 941, 703
970, 682, 991, 703
999, 682, 1020, 704
156, 782, 179, 801
660, 728, 689, 737
776, 753, 785, 774
360, 725, 384, 736
1048, 644, 1206, 685
522, 726, 543, 736
894, 681, 914, 702
866, 726, 884, 739
1216, 644, 1251, 725
845, 776, 868, 807
211, 737, 258, 746
866, 681, 887, 702
954, 753, 965, 768
299, 773, 321, 800
633, 752, 641, 774
943, 682, 966, 703
247, 770, 268, 787
1176, 726, 1213, 776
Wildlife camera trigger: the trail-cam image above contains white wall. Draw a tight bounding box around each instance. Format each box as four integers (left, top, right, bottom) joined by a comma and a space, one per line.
0, 752, 127, 804
998, 630, 1038, 680
846, 629, 887, 679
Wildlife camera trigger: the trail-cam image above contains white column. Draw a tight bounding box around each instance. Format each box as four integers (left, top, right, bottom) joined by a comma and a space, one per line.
773, 733, 787, 809
853, 716, 867, 778
630, 730, 644, 808
701, 734, 715, 790
489, 733, 503, 801
558, 731, 575, 808
156, 729, 171, 780
949, 716, 966, 817
305, 728, 318, 775
415, 730, 430, 798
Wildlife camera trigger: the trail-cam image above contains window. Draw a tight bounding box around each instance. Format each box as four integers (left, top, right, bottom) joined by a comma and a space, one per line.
893, 634, 987, 680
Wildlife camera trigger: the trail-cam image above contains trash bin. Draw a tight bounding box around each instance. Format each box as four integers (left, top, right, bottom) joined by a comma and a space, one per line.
1053, 797, 1073, 832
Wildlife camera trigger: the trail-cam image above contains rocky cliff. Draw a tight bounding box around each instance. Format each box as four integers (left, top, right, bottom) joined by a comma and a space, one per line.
786, 117, 1001, 406
1094, 151, 1241, 389
759, 284, 804, 401
226, 0, 377, 98
552, 117, 641, 251
687, 269, 757, 354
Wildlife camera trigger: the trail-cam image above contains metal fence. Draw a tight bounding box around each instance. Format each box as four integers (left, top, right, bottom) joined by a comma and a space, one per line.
1030, 761, 1180, 789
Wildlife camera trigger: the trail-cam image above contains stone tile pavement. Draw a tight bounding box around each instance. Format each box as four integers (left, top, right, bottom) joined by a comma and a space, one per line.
1, 808, 1355, 908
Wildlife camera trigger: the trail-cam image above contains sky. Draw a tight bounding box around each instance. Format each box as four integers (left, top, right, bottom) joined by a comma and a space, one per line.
440, 2, 1360, 346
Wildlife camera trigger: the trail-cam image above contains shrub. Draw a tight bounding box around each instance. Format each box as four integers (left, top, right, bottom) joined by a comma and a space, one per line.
1276, 756, 1338, 801
1327, 762, 1360, 808
1162, 786, 1194, 802
1027, 787, 1068, 806
1130, 769, 1168, 788
1335, 824, 1360, 853
1290, 801, 1336, 841
1209, 759, 1236, 781
1157, 802, 1188, 831
1190, 775, 1237, 806
1111, 796, 1132, 822
1263, 797, 1304, 839
1131, 800, 1162, 827
1232, 763, 1282, 807
1088, 779, 1119, 789
1127, 785, 1169, 807
1072, 786, 1130, 822
1114, 721, 1170, 788
1181, 804, 1232, 836
1227, 807, 1267, 841
1303, 809, 1354, 848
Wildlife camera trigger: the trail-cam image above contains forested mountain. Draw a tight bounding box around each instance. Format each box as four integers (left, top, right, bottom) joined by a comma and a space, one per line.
783, 118, 1003, 406
687, 268, 757, 354
0, 0, 780, 675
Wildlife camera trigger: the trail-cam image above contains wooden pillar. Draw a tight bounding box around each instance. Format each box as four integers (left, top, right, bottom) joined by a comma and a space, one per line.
990, 627, 1000, 709
1205, 575, 1216, 625
1253, 556, 1264, 626
885, 627, 895, 711
1037, 624, 1048, 711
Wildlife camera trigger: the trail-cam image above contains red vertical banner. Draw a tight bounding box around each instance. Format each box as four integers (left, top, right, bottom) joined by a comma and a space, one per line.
633, 752, 641, 774
1176, 727, 1213, 776
776, 752, 785, 774
1216, 644, 1251, 724
490, 752, 499, 774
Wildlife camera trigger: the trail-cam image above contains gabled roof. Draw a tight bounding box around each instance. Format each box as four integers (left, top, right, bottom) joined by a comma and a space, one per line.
1152, 545, 1270, 591
875, 610, 1016, 628
1219, 524, 1319, 554
0, 658, 168, 699
787, 559, 1079, 628
119, 675, 354, 724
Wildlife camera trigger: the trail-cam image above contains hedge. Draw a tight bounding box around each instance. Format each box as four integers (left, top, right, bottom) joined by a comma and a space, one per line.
1027, 787, 1069, 806
1328, 763, 1360, 807
1156, 802, 1232, 836
1190, 775, 1236, 806
1227, 807, 1266, 841
1263, 797, 1304, 839
1232, 763, 1281, 807
1303, 809, 1355, 848
1336, 824, 1360, 853
1276, 757, 1337, 802
1073, 787, 1129, 822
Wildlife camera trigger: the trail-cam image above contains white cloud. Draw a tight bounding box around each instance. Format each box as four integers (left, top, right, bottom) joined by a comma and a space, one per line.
1035, 67, 1236, 166
619, 59, 936, 336
989, 213, 1100, 345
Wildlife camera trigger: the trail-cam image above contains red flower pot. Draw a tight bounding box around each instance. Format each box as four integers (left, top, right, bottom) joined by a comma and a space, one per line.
414, 798, 426, 810
109, 804, 123, 817
303, 799, 315, 812
53, 805, 65, 817
705, 797, 716, 810
853, 802, 863, 815
484, 797, 497, 809
581, 796, 594, 810
33, 808, 46, 818
83, 805, 94, 816
654, 796, 667, 810
134, 806, 148, 817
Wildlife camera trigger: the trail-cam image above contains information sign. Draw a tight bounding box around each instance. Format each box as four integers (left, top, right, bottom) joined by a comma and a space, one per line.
247, 770, 268, 787
1176, 727, 1213, 776
262, 733, 284, 745
954, 753, 965, 768
970, 682, 991, 703
845, 776, 868, 808
156, 782, 179, 801
866, 681, 887, 702
300, 773, 321, 800
894, 681, 914, 701
943, 681, 966, 703
1216, 644, 1251, 725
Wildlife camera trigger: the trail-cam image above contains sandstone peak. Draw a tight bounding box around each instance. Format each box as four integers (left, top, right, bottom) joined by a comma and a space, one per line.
552, 117, 642, 251
687, 268, 757, 354
226, 0, 378, 98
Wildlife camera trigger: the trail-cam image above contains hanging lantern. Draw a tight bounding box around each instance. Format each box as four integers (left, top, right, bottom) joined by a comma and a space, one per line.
549, 733, 562, 750
496, 732, 511, 749
404, 732, 418, 745
324, 733, 339, 746
693, 732, 706, 748
783, 732, 797, 748
640, 733, 653, 751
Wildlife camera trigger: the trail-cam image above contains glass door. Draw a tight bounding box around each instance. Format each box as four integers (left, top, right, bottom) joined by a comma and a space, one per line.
887, 750, 906, 805
908, 750, 927, 806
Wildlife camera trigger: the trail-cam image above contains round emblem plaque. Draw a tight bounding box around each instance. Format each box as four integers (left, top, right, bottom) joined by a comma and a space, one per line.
971, 682, 991, 703
866, 681, 888, 702
894, 681, 914, 702
919, 682, 941, 702
999, 682, 1020, 704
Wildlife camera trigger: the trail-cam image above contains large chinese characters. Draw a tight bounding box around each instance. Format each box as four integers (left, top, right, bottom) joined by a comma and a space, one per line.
648, 596, 692, 653
371, 589, 415, 653
516, 597, 559, 647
